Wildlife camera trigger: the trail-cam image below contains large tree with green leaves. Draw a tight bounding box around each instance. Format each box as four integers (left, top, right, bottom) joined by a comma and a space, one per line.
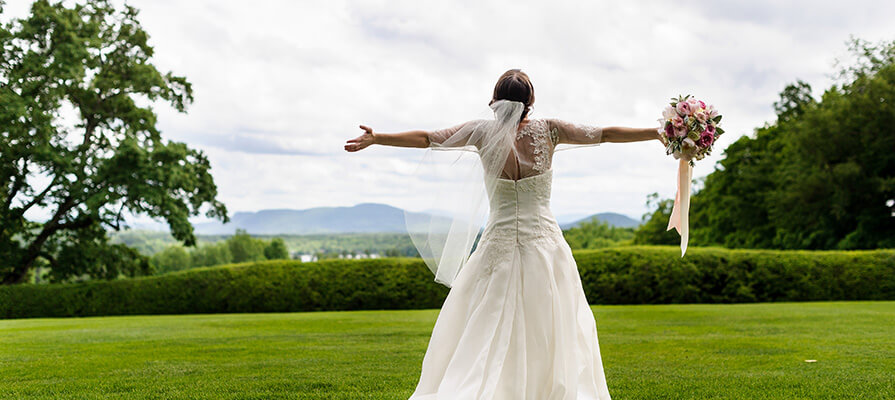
638, 38, 895, 250
632, 192, 683, 246
1, 0, 228, 284
764, 39, 895, 249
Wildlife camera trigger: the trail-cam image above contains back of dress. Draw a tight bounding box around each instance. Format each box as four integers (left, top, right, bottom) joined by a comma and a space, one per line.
407, 100, 605, 288
410, 113, 613, 400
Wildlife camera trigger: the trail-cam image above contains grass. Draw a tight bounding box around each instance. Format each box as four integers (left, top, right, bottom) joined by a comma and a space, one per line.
1, 301, 893, 399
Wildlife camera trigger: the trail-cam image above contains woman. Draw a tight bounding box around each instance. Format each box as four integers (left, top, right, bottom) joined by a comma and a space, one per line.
345, 69, 662, 400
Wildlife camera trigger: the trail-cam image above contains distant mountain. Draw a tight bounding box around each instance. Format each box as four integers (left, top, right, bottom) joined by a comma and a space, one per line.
190, 203, 451, 235
559, 212, 641, 230
554, 213, 592, 226
127, 203, 639, 235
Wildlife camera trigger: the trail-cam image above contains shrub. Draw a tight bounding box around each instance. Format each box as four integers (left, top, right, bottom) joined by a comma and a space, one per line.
1, 246, 893, 319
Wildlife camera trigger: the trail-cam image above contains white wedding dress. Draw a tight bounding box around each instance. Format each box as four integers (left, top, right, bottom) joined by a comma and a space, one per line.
409, 118, 612, 400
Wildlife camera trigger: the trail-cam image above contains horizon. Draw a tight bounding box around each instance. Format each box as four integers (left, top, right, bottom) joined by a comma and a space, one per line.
117, 202, 643, 234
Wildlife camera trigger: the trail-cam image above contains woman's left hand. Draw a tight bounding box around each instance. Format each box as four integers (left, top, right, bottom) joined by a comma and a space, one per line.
345, 125, 376, 152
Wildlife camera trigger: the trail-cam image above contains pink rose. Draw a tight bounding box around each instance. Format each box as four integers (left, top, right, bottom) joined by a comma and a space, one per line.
664, 124, 675, 138
686, 99, 699, 115
676, 101, 690, 115
698, 131, 714, 147
694, 110, 708, 123
674, 126, 688, 138
705, 123, 716, 135
672, 115, 685, 128
697, 100, 706, 109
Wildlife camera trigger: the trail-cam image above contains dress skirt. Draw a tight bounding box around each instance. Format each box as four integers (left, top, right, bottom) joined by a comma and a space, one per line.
408, 233, 612, 400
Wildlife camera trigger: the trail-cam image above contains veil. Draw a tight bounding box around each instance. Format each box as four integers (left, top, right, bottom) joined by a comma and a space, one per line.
403, 100, 525, 288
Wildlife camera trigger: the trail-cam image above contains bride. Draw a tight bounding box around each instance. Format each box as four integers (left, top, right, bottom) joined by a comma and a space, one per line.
345, 69, 662, 400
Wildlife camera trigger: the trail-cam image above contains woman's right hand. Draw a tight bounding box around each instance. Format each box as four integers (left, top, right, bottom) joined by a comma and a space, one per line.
345, 125, 376, 152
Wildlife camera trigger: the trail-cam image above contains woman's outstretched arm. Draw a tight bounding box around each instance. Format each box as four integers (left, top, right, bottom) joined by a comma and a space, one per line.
550, 119, 663, 146
601, 126, 664, 143
344, 125, 429, 152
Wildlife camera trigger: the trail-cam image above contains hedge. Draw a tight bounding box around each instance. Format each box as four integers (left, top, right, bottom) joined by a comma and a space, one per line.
1, 246, 894, 319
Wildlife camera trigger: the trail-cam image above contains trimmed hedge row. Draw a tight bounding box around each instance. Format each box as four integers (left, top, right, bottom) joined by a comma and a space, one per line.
1, 246, 894, 319
575, 246, 895, 304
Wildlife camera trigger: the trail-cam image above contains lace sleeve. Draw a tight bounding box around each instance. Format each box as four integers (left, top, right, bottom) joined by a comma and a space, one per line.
427, 120, 487, 148
428, 122, 464, 146
547, 118, 602, 145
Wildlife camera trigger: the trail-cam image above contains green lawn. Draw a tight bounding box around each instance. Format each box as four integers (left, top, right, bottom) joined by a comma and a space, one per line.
1, 301, 893, 399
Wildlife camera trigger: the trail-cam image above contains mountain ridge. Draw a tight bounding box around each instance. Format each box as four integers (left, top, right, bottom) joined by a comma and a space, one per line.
128, 203, 640, 234
558, 212, 642, 229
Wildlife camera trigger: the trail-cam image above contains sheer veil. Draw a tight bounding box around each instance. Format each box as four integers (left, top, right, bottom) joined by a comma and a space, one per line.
403, 100, 524, 288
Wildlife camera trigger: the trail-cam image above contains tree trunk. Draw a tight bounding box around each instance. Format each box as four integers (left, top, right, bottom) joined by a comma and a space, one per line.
1, 197, 78, 285
1, 264, 31, 285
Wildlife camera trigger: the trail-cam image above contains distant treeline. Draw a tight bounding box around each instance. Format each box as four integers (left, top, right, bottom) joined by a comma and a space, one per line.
110, 229, 419, 259
109, 218, 634, 278
149, 229, 289, 275
563, 218, 636, 249
114, 218, 634, 260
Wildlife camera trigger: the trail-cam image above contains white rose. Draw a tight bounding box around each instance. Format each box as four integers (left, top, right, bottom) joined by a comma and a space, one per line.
662, 106, 676, 120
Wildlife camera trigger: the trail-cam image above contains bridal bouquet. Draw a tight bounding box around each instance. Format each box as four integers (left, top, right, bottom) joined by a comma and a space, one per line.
657, 95, 724, 257
659, 95, 724, 166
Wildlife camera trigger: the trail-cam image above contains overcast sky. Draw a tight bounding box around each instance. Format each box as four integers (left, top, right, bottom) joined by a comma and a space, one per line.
5, 0, 895, 224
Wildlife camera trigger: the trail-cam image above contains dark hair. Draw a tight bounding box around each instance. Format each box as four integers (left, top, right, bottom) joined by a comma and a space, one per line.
490, 69, 534, 122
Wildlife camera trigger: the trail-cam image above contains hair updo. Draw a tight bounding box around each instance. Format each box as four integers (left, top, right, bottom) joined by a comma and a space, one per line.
490, 69, 534, 122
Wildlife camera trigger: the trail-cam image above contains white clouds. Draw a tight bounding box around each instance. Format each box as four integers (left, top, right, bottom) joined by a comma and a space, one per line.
5, 0, 895, 223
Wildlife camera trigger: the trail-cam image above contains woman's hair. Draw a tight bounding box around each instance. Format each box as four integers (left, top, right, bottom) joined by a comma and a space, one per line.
490, 69, 534, 122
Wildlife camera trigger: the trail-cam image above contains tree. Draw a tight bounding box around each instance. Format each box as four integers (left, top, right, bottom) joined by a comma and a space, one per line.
263, 237, 289, 260
632, 193, 681, 245
190, 241, 232, 267
151, 246, 190, 275
773, 80, 815, 123
765, 38, 895, 249
637, 37, 895, 250
383, 248, 400, 258
685, 122, 783, 249
0, 0, 228, 284
562, 218, 635, 250
226, 230, 265, 263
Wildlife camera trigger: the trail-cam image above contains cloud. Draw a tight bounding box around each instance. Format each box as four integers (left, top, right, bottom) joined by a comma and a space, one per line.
190, 129, 328, 156
6, 0, 895, 222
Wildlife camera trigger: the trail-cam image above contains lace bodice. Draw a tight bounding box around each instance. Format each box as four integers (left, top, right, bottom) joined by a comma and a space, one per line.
428, 118, 603, 180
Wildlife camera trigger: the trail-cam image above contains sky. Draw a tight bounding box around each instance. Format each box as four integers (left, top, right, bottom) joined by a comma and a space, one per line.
4, 0, 895, 225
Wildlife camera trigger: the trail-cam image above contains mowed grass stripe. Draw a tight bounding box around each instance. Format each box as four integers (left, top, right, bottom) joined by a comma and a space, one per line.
1, 301, 893, 399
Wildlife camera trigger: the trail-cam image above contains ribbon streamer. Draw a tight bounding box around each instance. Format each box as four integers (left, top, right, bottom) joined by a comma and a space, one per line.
666, 158, 693, 257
